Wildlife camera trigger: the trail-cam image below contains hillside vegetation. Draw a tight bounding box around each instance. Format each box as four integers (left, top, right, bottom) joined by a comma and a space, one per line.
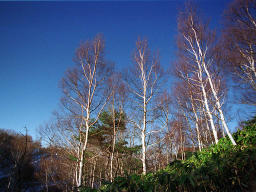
96, 117, 256, 192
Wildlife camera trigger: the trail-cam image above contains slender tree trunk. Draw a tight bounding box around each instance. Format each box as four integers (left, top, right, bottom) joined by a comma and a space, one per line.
183, 136, 186, 160
141, 91, 147, 174
78, 109, 90, 188
141, 129, 146, 175
166, 146, 169, 166
166, 124, 170, 165
175, 145, 178, 160
203, 109, 214, 144
115, 152, 120, 177
196, 63, 218, 144
99, 169, 102, 187
120, 160, 124, 176
110, 138, 115, 182
222, 124, 225, 138
76, 141, 81, 186
75, 163, 78, 187
184, 17, 218, 144
202, 62, 236, 145
201, 82, 218, 144
129, 40, 159, 176
182, 104, 196, 151
89, 163, 93, 187
110, 95, 116, 182
77, 150, 84, 187
190, 96, 203, 151
91, 160, 96, 188
164, 106, 170, 166
104, 158, 108, 180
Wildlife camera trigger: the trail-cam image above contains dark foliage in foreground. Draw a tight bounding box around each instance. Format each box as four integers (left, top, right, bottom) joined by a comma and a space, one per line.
92, 116, 256, 192
0, 130, 41, 191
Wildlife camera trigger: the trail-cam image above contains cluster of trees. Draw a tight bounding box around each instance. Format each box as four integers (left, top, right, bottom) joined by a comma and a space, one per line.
0, 128, 78, 191
0, 129, 40, 191
2, 0, 254, 191
103, 116, 256, 192
38, 0, 256, 190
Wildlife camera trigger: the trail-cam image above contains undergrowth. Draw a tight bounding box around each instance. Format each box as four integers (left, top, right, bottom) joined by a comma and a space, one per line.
81, 116, 256, 192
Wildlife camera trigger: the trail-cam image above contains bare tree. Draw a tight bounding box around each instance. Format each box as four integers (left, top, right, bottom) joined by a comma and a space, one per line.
60, 35, 113, 187
223, 0, 256, 105
177, 4, 236, 145
0, 128, 40, 191
173, 81, 204, 151
8, 132, 30, 191
107, 73, 127, 182
37, 146, 74, 191
155, 91, 173, 165
125, 39, 162, 174
39, 117, 79, 189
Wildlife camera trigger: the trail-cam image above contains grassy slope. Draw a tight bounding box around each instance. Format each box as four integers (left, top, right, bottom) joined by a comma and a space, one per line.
83, 117, 256, 192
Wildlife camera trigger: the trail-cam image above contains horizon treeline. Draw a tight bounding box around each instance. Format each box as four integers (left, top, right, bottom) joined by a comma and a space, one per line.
1, 0, 256, 191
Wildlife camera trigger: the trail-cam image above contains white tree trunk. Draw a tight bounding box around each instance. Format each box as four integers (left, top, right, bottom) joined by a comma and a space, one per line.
190, 96, 203, 151
195, 59, 219, 144
77, 111, 90, 188
110, 142, 115, 182
201, 82, 218, 144
77, 150, 84, 187
202, 63, 236, 145
110, 96, 116, 182
184, 17, 219, 144
141, 124, 146, 175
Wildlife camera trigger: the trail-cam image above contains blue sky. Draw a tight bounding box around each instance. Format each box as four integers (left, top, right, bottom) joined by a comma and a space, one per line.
0, 0, 243, 139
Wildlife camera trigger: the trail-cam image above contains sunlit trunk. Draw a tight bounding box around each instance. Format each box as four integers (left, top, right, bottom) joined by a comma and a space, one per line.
141, 92, 147, 175
184, 15, 219, 144
77, 109, 90, 188
196, 62, 218, 144
201, 81, 218, 144
141, 127, 146, 174
202, 62, 236, 145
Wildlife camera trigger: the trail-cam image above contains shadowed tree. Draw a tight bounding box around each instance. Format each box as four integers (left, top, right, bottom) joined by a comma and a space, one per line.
0, 129, 41, 191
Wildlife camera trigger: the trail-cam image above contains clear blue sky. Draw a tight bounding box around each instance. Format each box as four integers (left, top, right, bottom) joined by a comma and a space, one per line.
0, 0, 241, 139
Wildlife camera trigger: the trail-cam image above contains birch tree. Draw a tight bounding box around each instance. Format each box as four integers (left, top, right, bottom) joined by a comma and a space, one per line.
61, 35, 113, 187
125, 39, 162, 175
177, 5, 236, 145
108, 73, 126, 182
174, 81, 204, 151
